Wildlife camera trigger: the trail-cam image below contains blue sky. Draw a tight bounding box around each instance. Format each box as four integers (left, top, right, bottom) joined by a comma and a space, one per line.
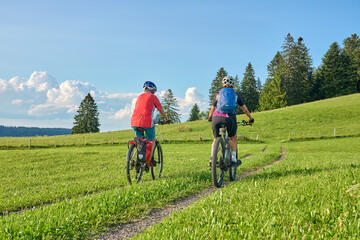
0, 0, 359, 131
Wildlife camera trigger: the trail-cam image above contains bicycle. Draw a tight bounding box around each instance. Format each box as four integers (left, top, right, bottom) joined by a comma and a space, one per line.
126, 120, 168, 185
211, 120, 251, 188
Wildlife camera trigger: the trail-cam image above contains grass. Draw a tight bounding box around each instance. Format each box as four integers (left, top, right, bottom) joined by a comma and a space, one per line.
0, 93, 359, 239
1, 93, 359, 147
0, 143, 273, 239
134, 137, 360, 239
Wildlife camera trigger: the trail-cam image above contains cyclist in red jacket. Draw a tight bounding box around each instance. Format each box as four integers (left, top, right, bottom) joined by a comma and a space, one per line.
131, 81, 169, 159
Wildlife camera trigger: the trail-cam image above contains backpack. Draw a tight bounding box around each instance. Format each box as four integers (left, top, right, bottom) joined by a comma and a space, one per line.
135, 137, 153, 166
217, 88, 237, 114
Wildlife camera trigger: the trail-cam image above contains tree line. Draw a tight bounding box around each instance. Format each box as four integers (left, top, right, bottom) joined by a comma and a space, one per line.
71, 33, 359, 130
188, 33, 360, 121
0, 125, 72, 137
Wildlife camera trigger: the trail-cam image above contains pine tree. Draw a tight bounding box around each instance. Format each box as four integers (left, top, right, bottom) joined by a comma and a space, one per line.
281, 34, 313, 105
319, 42, 357, 98
259, 73, 287, 111
161, 89, 181, 123
256, 77, 263, 93
209, 67, 228, 107
240, 62, 259, 112
72, 93, 100, 134
259, 52, 287, 111
187, 103, 200, 121
343, 34, 360, 92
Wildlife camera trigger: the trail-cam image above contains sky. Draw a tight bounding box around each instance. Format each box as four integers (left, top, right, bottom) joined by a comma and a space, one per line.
0, 0, 359, 132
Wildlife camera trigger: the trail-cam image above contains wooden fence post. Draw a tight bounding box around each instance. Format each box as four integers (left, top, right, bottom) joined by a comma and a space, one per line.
256, 134, 259, 141
112, 136, 114, 144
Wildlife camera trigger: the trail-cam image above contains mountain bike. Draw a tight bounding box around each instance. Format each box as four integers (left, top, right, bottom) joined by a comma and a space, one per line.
211, 120, 251, 188
126, 120, 168, 185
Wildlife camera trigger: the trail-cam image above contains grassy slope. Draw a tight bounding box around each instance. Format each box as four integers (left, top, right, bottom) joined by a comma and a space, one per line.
0, 94, 359, 239
135, 138, 360, 239
1, 93, 359, 147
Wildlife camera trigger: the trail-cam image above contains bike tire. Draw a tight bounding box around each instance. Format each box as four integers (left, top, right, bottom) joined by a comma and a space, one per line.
151, 142, 163, 179
126, 144, 144, 184
212, 137, 225, 188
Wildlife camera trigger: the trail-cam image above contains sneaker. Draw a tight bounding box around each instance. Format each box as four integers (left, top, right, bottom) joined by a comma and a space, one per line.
232, 160, 242, 167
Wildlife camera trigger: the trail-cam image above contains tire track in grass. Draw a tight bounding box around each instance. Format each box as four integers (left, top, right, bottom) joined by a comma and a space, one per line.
98, 148, 286, 240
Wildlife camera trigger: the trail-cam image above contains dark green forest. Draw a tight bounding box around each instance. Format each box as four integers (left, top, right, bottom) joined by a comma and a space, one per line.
208, 33, 360, 112
0, 125, 71, 137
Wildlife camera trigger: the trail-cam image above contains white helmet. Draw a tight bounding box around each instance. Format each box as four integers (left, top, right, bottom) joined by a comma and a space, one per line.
222, 76, 235, 87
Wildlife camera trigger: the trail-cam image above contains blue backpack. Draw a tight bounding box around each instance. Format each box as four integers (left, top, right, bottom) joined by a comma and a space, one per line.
217, 88, 237, 114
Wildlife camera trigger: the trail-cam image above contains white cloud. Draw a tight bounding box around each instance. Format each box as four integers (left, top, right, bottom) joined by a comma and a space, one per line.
0, 72, 209, 131
27, 71, 58, 92
112, 98, 137, 120
11, 99, 23, 105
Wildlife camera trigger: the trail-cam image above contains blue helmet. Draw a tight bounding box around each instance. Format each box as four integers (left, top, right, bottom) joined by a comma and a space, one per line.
143, 81, 157, 92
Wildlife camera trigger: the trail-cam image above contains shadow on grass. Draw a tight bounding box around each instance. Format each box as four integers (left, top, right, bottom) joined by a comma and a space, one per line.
284, 133, 360, 143
246, 163, 360, 182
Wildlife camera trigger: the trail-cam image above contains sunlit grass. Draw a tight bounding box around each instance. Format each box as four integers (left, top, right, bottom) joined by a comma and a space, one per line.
134, 138, 360, 239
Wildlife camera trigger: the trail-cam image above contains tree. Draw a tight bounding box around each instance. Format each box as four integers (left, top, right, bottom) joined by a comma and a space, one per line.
281, 34, 314, 105
72, 93, 100, 134
259, 52, 287, 111
187, 103, 200, 121
343, 33, 360, 92
161, 89, 181, 123
318, 42, 357, 98
240, 62, 259, 112
209, 67, 228, 108
259, 73, 287, 111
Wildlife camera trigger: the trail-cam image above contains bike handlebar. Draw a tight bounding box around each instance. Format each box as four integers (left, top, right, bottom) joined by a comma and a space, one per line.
238, 120, 252, 126
157, 120, 172, 125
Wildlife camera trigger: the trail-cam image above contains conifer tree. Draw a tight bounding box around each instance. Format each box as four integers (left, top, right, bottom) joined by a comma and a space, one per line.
259, 52, 287, 111
72, 93, 100, 134
318, 42, 357, 98
187, 103, 200, 121
343, 34, 360, 92
256, 77, 263, 94
259, 74, 287, 111
240, 62, 259, 112
281, 34, 313, 105
161, 89, 181, 123
209, 67, 228, 107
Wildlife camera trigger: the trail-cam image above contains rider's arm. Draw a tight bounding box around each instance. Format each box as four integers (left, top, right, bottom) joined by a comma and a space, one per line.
240, 104, 254, 123
159, 108, 169, 122
208, 105, 216, 119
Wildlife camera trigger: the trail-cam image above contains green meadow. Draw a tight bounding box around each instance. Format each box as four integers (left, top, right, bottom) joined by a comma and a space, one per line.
0, 93, 359, 239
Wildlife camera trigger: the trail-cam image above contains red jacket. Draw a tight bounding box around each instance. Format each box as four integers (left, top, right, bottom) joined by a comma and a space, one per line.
131, 92, 163, 128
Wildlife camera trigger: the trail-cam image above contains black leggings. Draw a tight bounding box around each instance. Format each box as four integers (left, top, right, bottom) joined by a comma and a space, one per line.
211, 115, 237, 138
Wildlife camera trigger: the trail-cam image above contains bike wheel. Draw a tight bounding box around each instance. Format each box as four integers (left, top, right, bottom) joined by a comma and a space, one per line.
229, 150, 238, 181
126, 144, 144, 184
212, 137, 225, 188
151, 142, 163, 179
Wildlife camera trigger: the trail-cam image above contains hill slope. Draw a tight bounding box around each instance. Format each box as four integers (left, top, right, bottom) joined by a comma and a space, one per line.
1, 93, 359, 147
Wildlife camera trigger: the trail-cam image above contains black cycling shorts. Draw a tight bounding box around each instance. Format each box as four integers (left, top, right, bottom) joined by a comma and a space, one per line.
211, 115, 237, 138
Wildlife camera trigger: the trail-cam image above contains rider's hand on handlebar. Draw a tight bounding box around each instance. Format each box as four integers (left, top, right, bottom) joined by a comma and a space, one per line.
165, 119, 171, 124
249, 118, 254, 125
208, 116, 212, 122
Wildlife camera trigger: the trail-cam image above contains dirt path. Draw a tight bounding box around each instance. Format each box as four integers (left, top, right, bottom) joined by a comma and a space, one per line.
98, 148, 286, 240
